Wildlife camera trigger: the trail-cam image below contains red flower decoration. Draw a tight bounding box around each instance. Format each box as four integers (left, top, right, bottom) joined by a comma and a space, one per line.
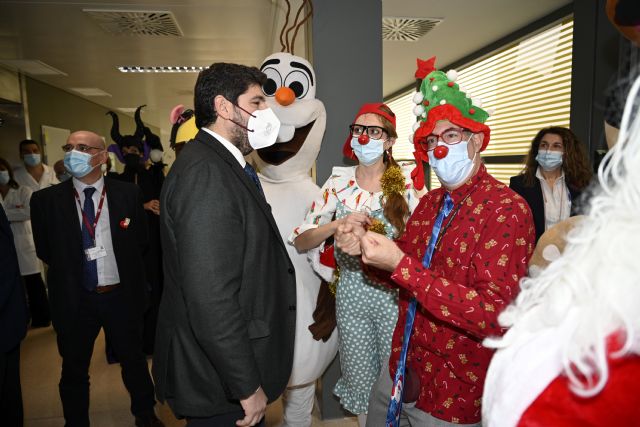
447, 81, 455, 87
119, 218, 130, 229
415, 56, 437, 79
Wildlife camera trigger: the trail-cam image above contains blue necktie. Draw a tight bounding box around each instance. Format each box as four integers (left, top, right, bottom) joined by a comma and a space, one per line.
81, 187, 98, 291
386, 192, 454, 426
243, 163, 265, 197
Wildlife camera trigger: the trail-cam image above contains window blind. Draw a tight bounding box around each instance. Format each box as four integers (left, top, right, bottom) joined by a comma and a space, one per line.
390, 18, 574, 189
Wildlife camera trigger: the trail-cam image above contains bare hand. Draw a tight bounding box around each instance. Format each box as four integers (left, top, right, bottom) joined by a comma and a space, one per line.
335, 220, 367, 256
361, 231, 405, 272
236, 387, 267, 426
143, 199, 160, 215
342, 212, 371, 229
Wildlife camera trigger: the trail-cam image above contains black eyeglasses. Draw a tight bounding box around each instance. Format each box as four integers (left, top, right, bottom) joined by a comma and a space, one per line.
62, 144, 103, 153
349, 124, 387, 139
418, 128, 470, 151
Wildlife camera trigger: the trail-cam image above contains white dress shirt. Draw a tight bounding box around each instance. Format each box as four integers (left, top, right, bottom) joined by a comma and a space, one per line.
72, 176, 120, 286
14, 163, 59, 192
536, 166, 571, 231
202, 127, 246, 168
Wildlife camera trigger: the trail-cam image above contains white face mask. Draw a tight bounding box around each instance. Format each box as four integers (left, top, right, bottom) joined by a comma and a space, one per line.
428, 137, 476, 187
246, 107, 281, 150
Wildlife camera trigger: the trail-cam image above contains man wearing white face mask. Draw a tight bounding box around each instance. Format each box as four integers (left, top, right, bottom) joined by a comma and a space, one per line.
336, 57, 536, 427
30, 131, 163, 427
154, 63, 296, 427
13, 139, 59, 191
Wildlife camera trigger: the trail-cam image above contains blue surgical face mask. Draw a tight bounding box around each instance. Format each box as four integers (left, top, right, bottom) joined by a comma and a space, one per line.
535, 150, 563, 171
350, 136, 385, 166
23, 153, 41, 167
428, 137, 476, 187
0, 170, 10, 185
64, 150, 101, 178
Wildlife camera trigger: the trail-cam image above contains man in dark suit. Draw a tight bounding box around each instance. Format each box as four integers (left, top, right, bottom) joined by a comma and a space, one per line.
30, 130, 163, 427
153, 63, 296, 427
0, 204, 29, 427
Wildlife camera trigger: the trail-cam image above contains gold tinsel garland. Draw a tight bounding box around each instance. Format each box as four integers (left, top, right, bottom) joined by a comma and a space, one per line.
380, 165, 406, 198
328, 266, 340, 296
368, 219, 386, 235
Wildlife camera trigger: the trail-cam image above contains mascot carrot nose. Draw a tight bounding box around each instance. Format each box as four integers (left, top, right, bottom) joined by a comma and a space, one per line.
275, 87, 296, 106
358, 133, 370, 145
434, 145, 448, 159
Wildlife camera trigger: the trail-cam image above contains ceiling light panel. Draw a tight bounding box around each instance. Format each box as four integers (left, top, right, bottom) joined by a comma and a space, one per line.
0, 60, 67, 76
118, 66, 207, 73
382, 17, 443, 41
83, 9, 183, 36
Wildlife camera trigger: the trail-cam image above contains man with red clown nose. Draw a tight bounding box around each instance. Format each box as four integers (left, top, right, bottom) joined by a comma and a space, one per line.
335, 57, 535, 426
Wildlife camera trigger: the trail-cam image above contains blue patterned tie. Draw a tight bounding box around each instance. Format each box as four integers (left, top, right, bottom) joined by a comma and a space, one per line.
81, 187, 98, 291
386, 192, 454, 426
243, 163, 265, 197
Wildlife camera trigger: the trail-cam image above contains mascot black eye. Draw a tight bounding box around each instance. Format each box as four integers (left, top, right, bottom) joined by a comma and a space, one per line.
261, 67, 283, 97
289, 81, 304, 98
263, 79, 277, 96
284, 70, 310, 99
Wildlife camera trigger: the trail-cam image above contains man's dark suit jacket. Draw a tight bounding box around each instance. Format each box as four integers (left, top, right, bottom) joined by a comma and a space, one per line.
153, 130, 296, 418
509, 174, 584, 242
0, 205, 28, 352
30, 178, 149, 334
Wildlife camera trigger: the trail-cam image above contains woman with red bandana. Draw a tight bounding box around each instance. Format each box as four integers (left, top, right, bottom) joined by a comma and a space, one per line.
290, 103, 419, 426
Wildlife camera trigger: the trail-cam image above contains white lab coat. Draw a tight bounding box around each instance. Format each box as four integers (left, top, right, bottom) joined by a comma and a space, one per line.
13, 163, 59, 192
1, 186, 41, 275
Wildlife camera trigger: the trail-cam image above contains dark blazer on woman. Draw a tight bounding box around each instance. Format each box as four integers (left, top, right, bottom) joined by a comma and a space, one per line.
153, 130, 297, 418
30, 177, 149, 334
509, 174, 584, 242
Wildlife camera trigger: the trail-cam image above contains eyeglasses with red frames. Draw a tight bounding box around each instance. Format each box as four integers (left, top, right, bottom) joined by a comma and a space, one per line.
349, 124, 387, 140
417, 127, 471, 151
62, 144, 103, 153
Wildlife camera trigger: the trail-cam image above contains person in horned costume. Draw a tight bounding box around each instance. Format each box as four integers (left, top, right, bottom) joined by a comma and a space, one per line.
106, 106, 165, 355
249, 1, 338, 425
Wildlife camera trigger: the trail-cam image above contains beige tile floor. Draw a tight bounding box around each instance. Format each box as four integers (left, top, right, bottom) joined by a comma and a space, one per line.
20, 326, 357, 427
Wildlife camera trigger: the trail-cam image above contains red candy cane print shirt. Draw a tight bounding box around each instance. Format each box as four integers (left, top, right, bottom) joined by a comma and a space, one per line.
385, 164, 535, 424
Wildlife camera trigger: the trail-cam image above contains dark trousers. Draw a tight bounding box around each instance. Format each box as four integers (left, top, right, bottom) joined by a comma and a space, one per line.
186, 410, 265, 427
23, 273, 50, 327
56, 287, 155, 427
0, 344, 23, 427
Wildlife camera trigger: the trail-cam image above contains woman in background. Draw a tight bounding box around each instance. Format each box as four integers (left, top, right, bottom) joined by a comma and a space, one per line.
509, 126, 592, 242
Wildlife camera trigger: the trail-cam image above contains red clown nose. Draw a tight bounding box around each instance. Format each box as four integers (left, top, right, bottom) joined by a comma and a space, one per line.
358, 133, 370, 145
434, 145, 448, 159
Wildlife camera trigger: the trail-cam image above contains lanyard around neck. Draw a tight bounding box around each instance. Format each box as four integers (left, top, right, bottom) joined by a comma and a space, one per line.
73, 186, 107, 241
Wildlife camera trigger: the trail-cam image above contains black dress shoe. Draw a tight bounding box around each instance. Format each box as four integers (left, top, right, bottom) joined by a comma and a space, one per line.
135, 412, 165, 427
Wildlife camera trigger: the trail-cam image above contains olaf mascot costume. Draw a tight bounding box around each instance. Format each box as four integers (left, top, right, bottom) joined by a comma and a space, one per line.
251, 52, 339, 427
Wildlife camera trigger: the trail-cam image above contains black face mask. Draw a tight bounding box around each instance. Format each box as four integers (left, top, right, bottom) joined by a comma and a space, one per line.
124, 153, 141, 168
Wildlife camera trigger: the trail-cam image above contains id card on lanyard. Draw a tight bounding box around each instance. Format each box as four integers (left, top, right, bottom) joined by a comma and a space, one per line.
74, 186, 108, 261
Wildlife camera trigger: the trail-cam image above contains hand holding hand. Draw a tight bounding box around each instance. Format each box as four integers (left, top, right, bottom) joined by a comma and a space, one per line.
143, 199, 160, 215
335, 220, 367, 256
361, 231, 405, 272
237, 387, 267, 427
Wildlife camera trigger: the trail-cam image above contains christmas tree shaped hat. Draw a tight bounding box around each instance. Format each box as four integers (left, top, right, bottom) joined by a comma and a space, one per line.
409, 56, 492, 190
